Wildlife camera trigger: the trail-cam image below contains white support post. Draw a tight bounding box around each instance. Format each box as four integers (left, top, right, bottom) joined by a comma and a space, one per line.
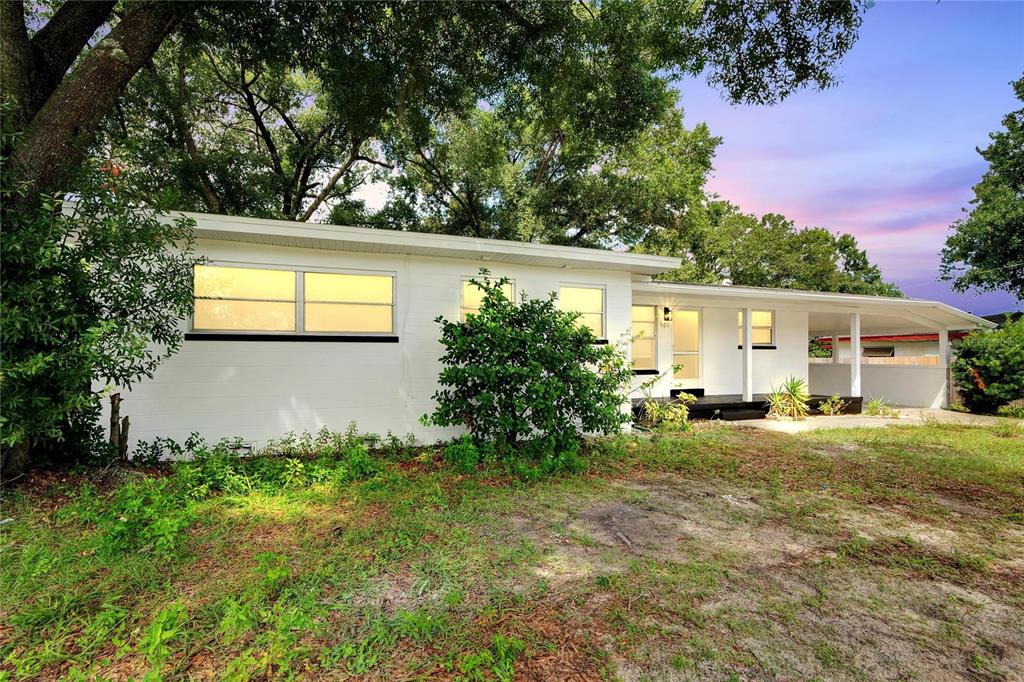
742, 307, 754, 402
832, 331, 841, 363
850, 313, 862, 398
939, 329, 950, 408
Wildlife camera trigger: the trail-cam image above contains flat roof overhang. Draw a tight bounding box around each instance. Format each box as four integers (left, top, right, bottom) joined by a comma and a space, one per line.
169, 211, 681, 276
632, 281, 996, 334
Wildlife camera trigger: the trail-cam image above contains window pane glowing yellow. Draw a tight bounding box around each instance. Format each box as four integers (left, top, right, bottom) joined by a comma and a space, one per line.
304, 303, 392, 333
194, 265, 294, 300
631, 305, 655, 323
462, 280, 514, 312
631, 306, 656, 369
558, 286, 603, 314
673, 355, 699, 380
632, 339, 656, 370
577, 313, 603, 336
737, 310, 774, 345
304, 273, 392, 304
194, 300, 295, 331
672, 310, 699, 353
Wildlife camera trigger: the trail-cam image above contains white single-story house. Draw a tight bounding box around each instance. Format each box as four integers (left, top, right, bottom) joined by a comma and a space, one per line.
106, 211, 995, 449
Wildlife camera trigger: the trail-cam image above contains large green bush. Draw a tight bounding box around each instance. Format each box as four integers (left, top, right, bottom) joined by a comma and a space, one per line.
1, 145, 199, 476
952, 319, 1024, 413
424, 272, 632, 465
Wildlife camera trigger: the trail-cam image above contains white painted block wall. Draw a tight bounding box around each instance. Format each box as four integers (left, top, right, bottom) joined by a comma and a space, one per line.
808, 364, 948, 408
101, 239, 634, 450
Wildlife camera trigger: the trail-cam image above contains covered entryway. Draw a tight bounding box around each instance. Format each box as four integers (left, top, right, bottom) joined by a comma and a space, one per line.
630, 281, 995, 411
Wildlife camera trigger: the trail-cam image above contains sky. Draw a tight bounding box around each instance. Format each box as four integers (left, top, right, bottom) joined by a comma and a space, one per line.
674, 0, 1024, 316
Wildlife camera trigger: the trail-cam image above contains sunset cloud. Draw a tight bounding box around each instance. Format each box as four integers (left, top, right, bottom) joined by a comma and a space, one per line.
676, 1, 1023, 314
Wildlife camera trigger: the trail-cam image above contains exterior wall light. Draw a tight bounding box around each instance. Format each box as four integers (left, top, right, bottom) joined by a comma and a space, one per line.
663, 307, 673, 322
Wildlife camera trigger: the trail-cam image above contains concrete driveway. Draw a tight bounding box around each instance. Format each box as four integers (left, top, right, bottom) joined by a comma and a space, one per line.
735, 407, 1018, 433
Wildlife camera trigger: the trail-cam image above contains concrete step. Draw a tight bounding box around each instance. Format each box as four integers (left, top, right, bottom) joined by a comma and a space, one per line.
720, 409, 767, 421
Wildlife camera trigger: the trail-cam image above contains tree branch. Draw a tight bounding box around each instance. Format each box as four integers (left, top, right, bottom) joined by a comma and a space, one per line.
28, 0, 117, 115
299, 138, 365, 222
9, 0, 192, 207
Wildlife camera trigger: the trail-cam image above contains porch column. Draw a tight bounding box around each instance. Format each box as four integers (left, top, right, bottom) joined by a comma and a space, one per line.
742, 307, 753, 401
832, 331, 841, 363
850, 313, 862, 397
939, 329, 950, 408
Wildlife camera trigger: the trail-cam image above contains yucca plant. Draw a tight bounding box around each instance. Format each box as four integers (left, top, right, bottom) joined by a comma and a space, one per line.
765, 376, 810, 420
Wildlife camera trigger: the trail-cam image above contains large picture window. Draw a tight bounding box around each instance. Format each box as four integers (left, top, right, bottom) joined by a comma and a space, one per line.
192, 265, 394, 334
737, 310, 774, 347
559, 286, 605, 338
461, 278, 514, 321
631, 305, 657, 370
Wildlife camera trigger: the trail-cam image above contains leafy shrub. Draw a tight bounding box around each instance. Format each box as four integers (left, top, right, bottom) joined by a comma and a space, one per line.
97, 477, 194, 557
818, 393, 847, 416
0, 147, 201, 475
952, 319, 1024, 413
424, 271, 632, 468
765, 376, 810, 420
996, 403, 1024, 419
443, 436, 481, 473
642, 393, 697, 431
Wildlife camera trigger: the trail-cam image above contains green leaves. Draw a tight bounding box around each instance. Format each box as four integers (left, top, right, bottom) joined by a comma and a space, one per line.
952, 318, 1024, 414
942, 76, 1024, 299
426, 270, 633, 464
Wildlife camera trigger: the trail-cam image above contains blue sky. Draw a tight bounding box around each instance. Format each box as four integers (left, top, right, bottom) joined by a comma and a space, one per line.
675, 0, 1024, 315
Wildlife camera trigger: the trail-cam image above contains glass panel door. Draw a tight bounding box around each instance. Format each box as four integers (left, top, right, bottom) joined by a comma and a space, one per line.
672, 309, 701, 383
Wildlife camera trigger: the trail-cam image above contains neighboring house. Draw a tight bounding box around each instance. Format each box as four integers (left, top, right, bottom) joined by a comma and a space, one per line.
819, 332, 971, 361
106, 211, 994, 449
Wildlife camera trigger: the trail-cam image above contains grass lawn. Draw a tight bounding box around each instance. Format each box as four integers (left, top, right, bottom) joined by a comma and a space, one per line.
2, 422, 1023, 681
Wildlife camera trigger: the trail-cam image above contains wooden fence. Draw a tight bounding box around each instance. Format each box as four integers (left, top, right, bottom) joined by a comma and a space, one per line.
808, 356, 940, 366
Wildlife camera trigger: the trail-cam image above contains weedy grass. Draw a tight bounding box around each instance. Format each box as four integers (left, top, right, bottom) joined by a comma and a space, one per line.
1, 422, 1022, 680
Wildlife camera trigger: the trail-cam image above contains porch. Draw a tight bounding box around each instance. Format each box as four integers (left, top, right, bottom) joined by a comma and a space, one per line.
629, 281, 995, 409
632, 393, 863, 421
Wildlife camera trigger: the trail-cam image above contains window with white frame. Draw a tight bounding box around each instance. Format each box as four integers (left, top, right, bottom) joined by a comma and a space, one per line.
194, 265, 296, 331
737, 310, 774, 347
558, 285, 605, 338
461, 278, 514, 321
193, 265, 394, 334
631, 305, 657, 370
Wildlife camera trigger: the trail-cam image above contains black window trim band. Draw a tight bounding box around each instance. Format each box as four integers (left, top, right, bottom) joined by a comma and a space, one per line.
185, 332, 399, 343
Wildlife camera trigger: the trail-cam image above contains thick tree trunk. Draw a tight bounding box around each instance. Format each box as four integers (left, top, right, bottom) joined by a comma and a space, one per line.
0, 441, 30, 485
0, 1, 33, 131
27, 0, 117, 115
7, 1, 191, 209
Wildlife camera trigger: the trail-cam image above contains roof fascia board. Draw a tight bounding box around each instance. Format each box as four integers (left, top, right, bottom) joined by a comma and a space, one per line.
176, 211, 680, 275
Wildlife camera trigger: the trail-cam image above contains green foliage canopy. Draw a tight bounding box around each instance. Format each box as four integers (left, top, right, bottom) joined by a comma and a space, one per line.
649, 201, 902, 295
941, 76, 1024, 300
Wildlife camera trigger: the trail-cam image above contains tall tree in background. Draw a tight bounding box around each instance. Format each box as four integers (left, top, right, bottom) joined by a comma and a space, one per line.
941, 76, 1024, 300
649, 201, 902, 295
369, 106, 720, 248
3, 0, 867, 214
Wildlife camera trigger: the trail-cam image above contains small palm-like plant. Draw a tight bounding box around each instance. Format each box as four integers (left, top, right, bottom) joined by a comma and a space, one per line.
765, 376, 810, 420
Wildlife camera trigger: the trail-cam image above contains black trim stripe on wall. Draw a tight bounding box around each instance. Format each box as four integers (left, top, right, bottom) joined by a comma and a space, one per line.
185, 333, 399, 343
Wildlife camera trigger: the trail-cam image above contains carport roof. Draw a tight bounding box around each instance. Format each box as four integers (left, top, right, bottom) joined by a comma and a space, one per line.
631, 281, 996, 334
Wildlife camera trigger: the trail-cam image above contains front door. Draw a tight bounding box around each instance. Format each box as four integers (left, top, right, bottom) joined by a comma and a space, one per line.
672, 309, 701, 387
